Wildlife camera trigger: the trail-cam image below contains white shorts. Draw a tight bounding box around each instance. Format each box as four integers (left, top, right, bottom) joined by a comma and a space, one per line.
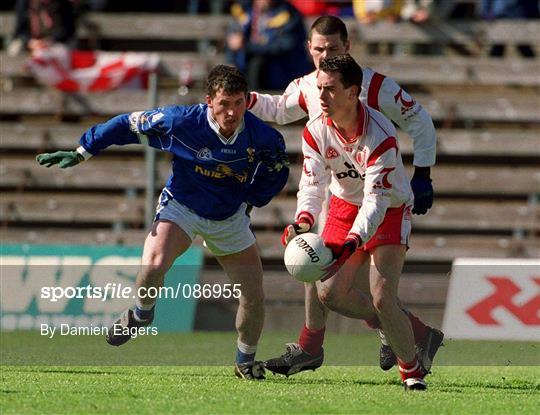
154, 189, 256, 256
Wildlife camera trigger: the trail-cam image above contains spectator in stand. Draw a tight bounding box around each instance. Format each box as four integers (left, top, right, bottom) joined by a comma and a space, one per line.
290, 1, 354, 17
226, 0, 312, 90
187, 0, 228, 14
352, 0, 404, 54
400, 0, 456, 55
400, 0, 455, 24
8, 0, 76, 56
480, 0, 539, 58
352, 0, 403, 24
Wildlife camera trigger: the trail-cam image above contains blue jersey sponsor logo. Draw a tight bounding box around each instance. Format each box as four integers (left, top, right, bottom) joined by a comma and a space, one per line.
194, 164, 248, 183
196, 148, 213, 160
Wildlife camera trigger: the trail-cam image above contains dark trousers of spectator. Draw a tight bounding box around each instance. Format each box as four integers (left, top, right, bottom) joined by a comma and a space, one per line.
490, 44, 535, 58
246, 55, 266, 90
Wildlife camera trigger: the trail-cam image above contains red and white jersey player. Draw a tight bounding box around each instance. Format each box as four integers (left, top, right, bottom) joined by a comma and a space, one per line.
296, 100, 413, 248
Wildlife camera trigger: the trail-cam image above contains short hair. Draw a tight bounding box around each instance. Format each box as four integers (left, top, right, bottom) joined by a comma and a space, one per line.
309, 16, 348, 44
206, 64, 248, 98
319, 54, 363, 90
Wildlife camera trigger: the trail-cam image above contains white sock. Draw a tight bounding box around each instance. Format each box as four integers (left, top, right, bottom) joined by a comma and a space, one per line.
135, 298, 155, 310
237, 339, 258, 355
134, 298, 156, 321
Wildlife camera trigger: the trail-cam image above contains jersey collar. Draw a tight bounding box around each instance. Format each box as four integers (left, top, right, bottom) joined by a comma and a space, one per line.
326, 102, 368, 144
206, 107, 245, 145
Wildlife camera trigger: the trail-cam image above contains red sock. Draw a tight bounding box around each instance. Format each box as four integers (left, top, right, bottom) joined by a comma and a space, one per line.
364, 316, 381, 330
298, 324, 325, 356
404, 310, 429, 344
398, 356, 425, 381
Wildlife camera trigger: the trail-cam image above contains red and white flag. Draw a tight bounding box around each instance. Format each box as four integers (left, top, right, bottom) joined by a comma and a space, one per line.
27, 44, 160, 92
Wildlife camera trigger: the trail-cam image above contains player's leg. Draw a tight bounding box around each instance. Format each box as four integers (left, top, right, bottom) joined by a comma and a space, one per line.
266, 195, 375, 376
304, 282, 328, 331
136, 220, 193, 309
266, 196, 357, 376
264, 282, 328, 376
316, 249, 377, 319
265, 238, 377, 377
301, 282, 328, 354
349, 261, 395, 370
369, 245, 426, 390
203, 204, 265, 380
106, 219, 192, 346
370, 245, 413, 360
364, 205, 441, 372
216, 243, 266, 380
216, 244, 265, 349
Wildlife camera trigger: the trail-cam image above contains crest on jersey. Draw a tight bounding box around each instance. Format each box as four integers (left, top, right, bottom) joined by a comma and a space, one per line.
325, 147, 339, 159
355, 148, 367, 167
151, 112, 164, 123
197, 147, 213, 160
246, 147, 255, 163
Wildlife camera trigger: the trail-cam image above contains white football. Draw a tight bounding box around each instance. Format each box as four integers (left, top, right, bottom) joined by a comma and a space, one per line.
284, 233, 334, 283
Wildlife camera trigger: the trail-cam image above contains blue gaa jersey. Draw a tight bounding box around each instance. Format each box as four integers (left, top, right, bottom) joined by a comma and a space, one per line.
78, 104, 289, 220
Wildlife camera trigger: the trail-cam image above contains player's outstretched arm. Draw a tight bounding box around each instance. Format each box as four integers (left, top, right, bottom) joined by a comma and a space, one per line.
248, 79, 308, 125
36, 150, 84, 169
376, 76, 436, 169
376, 75, 436, 215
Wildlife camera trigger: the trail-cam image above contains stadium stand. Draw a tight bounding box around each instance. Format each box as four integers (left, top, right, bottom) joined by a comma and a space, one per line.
1, 10, 539, 332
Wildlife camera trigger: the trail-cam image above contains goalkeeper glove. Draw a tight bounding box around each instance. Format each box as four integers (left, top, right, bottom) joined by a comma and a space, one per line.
320, 234, 361, 282
36, 151, 84, 169
281, 214, 313, 246
410, 166, 433, 215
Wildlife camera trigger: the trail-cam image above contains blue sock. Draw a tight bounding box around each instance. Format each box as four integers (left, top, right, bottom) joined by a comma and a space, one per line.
134, 305, 155, 321
236, 349, 256, 364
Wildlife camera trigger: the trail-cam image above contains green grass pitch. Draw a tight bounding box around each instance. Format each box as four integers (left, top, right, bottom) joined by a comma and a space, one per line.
1, 331, 539, 414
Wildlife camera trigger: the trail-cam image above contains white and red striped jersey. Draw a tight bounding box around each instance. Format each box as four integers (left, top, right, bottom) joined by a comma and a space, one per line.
295, 102, 413, 244
248, 67, 436, 167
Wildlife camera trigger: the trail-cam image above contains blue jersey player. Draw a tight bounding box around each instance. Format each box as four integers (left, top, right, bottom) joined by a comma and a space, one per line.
36, 65, 289, 380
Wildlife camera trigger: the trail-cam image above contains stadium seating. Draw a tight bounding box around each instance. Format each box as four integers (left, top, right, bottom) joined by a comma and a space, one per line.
1, 10, 538, 332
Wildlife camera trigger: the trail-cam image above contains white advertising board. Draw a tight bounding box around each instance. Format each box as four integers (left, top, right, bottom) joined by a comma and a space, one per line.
442, 258, 540, 341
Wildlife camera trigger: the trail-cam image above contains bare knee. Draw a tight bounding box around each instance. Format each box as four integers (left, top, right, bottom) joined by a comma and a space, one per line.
317, 284, 341, 311
371, 282, 397, 316
140, 251, 171, 283
239, 289, 264, 311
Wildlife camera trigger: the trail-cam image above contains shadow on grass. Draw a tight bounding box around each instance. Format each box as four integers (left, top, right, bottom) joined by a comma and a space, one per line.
264, 375, 403, 387
436, 381, 540, 392
264, 371, 540, 392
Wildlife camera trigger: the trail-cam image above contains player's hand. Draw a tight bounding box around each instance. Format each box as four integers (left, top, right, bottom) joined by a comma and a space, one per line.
320, 235, 360, 282
410, 166, 433, 215
36, 151, 84, 169
281, 219, 311, 246
257, 149, 290, 172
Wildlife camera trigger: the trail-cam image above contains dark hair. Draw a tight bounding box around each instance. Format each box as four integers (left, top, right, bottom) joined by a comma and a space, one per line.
319, 54, 363, 90
309, 16, 348, 44
206, 64, 248, 98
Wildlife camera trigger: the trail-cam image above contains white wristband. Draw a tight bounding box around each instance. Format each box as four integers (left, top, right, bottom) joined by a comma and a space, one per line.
76, 146, 93, 160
